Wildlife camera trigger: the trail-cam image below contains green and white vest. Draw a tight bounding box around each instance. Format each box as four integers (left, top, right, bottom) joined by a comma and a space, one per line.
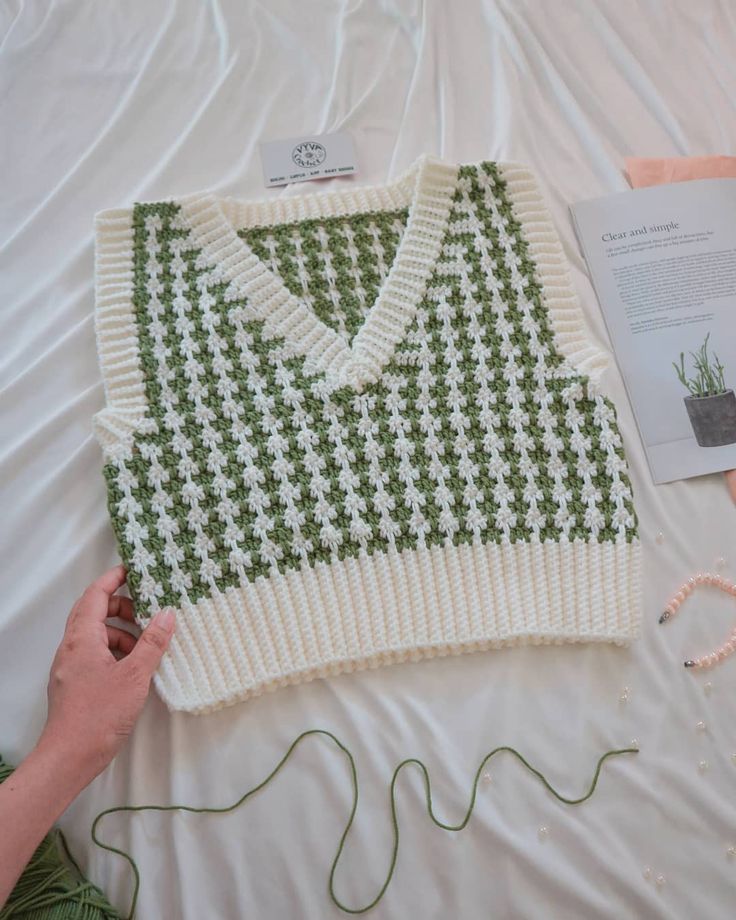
92, 153, 641, 714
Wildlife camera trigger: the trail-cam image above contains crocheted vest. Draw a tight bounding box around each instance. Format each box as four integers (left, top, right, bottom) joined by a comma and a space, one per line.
92, 153, 641, 713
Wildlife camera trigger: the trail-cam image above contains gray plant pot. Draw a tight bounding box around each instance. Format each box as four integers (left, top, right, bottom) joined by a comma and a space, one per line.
684, 389, 736, 447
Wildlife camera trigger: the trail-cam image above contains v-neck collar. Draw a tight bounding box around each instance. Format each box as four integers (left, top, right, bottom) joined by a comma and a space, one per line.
176, 152, 460, 391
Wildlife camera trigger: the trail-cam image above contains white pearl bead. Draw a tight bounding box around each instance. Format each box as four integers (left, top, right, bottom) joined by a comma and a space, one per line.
704, 681, 713, 695
630, 739, 639, 749
482, 771, 493, 784
696, 721, 707, 733
699, 760, 709, 773
642, 866, 652, 880
655, 875, 666, 888
655, 531, 664, 545
716, 556, 726, 569
728, 846, 736, 858
538, 825, 549, 840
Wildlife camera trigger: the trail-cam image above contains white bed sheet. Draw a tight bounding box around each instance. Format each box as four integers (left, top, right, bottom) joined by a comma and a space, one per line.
2, 1, 736, 917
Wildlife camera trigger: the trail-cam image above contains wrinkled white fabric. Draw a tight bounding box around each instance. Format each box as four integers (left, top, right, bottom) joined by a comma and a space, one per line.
2, 1, 735, 917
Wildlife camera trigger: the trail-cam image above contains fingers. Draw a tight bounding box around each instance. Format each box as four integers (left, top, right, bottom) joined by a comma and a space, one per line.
90, 563, 128, 595
67, 563, 128, 629
106, 624, 138, 657
125, 608, 176, 678
107, 594, 135, 623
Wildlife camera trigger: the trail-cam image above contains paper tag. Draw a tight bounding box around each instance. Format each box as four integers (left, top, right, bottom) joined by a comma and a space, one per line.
259, 132, 357, 187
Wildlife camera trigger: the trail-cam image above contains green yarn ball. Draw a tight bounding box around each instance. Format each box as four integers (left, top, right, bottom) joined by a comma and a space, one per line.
0, 757, 120, 920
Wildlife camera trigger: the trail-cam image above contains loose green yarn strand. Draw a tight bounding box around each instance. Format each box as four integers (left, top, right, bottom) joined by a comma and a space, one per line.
89, 730, 638, 919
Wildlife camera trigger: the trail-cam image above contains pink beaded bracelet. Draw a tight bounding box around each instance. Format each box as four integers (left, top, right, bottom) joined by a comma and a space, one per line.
660, 571, 736, 668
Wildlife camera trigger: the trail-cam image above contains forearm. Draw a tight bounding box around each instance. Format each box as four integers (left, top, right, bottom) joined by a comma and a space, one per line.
0, 566, 175, 909
0, 735, 91, 907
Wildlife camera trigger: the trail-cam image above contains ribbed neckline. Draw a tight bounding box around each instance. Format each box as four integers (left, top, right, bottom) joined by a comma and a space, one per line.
176, 152, 460, 391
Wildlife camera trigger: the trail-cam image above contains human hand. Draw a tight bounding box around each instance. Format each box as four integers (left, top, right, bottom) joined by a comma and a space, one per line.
0, 563, 176, 907
38, 563, 176, 788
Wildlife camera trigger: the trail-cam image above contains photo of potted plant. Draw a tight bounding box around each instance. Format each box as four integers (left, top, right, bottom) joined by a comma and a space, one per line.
673, 332, 736, 448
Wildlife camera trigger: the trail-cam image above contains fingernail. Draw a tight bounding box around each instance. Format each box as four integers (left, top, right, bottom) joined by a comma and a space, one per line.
153, 607, 176, 631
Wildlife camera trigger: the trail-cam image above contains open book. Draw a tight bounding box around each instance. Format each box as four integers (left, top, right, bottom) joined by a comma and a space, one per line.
571, 178, 736, 484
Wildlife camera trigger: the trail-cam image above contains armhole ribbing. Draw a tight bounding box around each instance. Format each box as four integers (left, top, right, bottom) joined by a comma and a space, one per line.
497, 163, 610, 387
91, 206, 150, 460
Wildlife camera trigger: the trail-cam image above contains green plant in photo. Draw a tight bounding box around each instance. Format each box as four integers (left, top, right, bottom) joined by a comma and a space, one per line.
673, 332, 727, 398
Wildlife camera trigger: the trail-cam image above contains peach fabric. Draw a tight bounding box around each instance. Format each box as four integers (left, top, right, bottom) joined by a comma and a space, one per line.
625, 155, 736, 188
625, 155, 736, 496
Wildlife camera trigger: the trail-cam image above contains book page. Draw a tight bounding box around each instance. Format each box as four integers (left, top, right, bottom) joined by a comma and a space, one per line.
571, 178, 736, 484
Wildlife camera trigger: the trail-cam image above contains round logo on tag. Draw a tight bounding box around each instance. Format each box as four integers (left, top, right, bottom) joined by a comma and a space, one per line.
292, 142, 327, 168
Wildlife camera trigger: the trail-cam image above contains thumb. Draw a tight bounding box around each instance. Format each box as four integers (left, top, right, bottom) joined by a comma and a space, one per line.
128, 607, 176, 677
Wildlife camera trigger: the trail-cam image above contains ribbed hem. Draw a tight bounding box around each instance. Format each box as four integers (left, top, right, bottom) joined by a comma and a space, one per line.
153, 539, 642, 714
498, 163, 610, 386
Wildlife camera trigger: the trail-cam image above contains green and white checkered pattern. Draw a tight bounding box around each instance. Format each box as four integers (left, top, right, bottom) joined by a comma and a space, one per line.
92, 156, 640, 712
